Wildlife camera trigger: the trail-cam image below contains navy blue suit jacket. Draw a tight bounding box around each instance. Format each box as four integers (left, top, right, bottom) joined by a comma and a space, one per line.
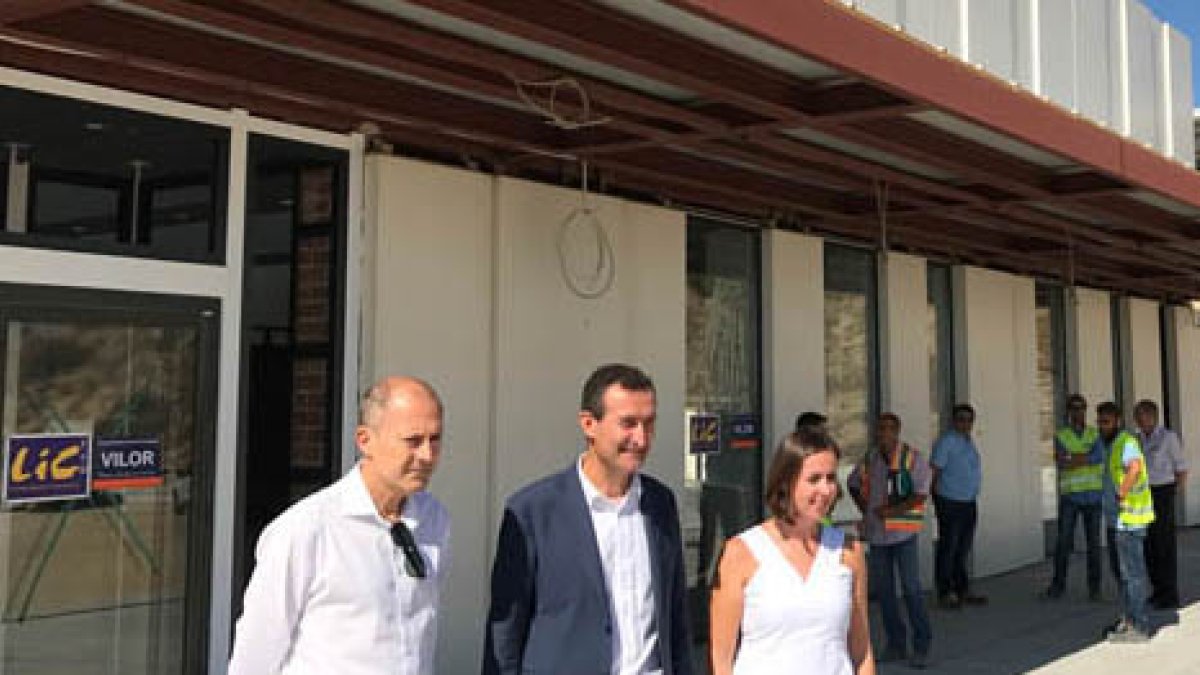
483, 464, 694, 675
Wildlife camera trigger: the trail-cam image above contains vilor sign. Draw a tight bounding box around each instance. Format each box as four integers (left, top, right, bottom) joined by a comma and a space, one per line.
3, 433, 91, 504
93, 439, 163, 490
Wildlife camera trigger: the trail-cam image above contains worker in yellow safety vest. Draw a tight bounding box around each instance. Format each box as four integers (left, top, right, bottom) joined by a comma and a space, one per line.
1096, 401, 1155, 644
1042, 394, 1104, 602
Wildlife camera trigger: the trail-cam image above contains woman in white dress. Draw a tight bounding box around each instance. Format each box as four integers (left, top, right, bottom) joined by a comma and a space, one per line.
709, 431, 875, 675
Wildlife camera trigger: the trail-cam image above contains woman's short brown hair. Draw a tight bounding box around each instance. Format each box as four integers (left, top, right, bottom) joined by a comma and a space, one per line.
764, 430, 840, 524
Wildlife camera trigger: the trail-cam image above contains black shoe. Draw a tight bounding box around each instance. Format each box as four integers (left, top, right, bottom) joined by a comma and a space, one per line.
937, 592, 962, 609
1101, 617, 1127, 638
1039, 586, 1064, 601
962, 593, 989, 606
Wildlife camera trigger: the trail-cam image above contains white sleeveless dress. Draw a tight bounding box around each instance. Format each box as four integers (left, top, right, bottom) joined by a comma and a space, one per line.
732, 524, 854, 675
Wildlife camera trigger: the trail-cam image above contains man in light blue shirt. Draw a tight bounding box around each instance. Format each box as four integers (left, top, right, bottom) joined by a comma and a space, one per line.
930, 403, 986, 609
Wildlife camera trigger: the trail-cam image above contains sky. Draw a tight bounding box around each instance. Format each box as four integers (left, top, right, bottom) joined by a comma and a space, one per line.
1142, 0, 1200, 105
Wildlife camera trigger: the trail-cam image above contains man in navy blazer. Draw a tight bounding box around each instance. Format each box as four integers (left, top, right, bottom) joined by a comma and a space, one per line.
483, 364, 694, 675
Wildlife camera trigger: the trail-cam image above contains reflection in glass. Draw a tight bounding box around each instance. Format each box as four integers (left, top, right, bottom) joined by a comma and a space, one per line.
927, 264, 955, 443
683, 219, 761, 661
823, 244, 877, 466
1, 321, 198, 674
0, 85, 228, 262
1036, 283, 1067, 524
240, 135, 346, 601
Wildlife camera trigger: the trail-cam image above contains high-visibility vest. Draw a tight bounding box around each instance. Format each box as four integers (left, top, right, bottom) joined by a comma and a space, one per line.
1106, 431, 1155, 528
1056, 426, 1103, 494
861, 444, 927, 532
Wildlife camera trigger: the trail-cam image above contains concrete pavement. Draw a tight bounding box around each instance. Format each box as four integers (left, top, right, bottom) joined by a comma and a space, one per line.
873, 527, 1200, 674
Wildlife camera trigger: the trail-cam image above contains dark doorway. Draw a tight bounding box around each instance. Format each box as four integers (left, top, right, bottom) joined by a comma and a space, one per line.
234, 135, 348, 613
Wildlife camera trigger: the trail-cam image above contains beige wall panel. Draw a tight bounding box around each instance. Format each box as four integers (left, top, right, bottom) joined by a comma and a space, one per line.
1072, 287, 1115, 405
1127, 297, 1164, 407
956, 266, 1042, 577
761, 230, 825, 452
366, 155, 495, 675
1170, 307, 1200, 525
492, 177, 686, 512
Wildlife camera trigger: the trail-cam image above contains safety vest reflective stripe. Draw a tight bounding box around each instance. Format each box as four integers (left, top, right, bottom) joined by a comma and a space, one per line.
883, 511, 925, 532
861, 444, 927, 532
1107, 431, 1155, 527
1057, 426, 1103, 494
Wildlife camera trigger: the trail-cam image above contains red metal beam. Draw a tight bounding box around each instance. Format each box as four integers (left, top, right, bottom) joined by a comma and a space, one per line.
0, 1, 90, 25
404, 0, 801, 120
25, 9, 582, 149
667, 0, 1200, 209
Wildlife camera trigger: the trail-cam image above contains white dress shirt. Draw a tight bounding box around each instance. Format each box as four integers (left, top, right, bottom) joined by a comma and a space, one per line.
1138, 425, 1190, 486
228, 465, 450, 675
577, 457, 662, 675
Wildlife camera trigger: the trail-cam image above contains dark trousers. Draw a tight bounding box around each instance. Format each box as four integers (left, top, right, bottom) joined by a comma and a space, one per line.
1050, 497, 1102, 594
869, 537, 933, 655
1145, 483, 1179, 606
934, 495, 977, 597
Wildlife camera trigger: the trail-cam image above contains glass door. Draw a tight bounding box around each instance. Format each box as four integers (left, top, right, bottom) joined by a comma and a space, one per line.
0, 284, 217, 675
684, 217, 762, 667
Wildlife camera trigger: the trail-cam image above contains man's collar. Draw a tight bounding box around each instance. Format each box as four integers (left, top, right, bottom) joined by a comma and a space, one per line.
339, 464, 422, 528
577, 454, 640, 510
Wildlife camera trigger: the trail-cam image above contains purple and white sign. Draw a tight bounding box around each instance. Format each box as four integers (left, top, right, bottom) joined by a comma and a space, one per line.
4, 433, 92, 504
93, 438, 163, 490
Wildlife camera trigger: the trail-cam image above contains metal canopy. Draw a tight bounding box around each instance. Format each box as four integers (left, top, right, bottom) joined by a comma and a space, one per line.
4, 0, 1200, 299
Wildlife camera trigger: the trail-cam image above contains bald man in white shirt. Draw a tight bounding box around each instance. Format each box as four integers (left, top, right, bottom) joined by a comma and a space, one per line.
229, 376, 450, 675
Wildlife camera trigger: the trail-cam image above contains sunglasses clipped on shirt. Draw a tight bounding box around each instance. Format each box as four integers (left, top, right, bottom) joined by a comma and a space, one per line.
389, 521, 427, 579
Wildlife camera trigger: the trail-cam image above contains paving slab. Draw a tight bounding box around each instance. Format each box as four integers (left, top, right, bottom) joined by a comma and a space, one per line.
873, 527, 1200, 674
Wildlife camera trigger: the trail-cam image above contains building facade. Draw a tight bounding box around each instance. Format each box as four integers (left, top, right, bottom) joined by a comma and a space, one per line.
1, 1, 1199, 674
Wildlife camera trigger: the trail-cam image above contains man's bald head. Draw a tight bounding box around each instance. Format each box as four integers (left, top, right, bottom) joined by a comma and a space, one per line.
359, 376, 443, 430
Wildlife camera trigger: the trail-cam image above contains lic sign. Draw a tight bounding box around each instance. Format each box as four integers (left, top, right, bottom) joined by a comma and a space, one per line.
3, 434, 91, 504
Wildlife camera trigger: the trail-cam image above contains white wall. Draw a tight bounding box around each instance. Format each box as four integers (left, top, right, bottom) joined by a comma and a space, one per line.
1071, 287, 1116, 406
492, 177, 687, 506
761, 230, 824, 451
1168, 306, 1200, 525
842, 0, 1194, 166
365, 156, 686, 674
880, 253, 933, 450
953, 266, 1042, 576
1126, 297, 1164, 407
879, 252, 936, 586
365, 156, 495, 675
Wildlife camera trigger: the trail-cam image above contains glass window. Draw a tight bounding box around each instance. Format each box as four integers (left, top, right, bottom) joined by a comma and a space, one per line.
238, 135, 347, 601
683, 217, 761, 659
1111, 294, 1127, 413
1036, 283, 1068, 529
1160, 305, 1177, 430
0, 86, 228, 262
824, 244, 878, 523
824, 244, 878, 461
927, 263, 955, 443
0, 289, 216, 675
